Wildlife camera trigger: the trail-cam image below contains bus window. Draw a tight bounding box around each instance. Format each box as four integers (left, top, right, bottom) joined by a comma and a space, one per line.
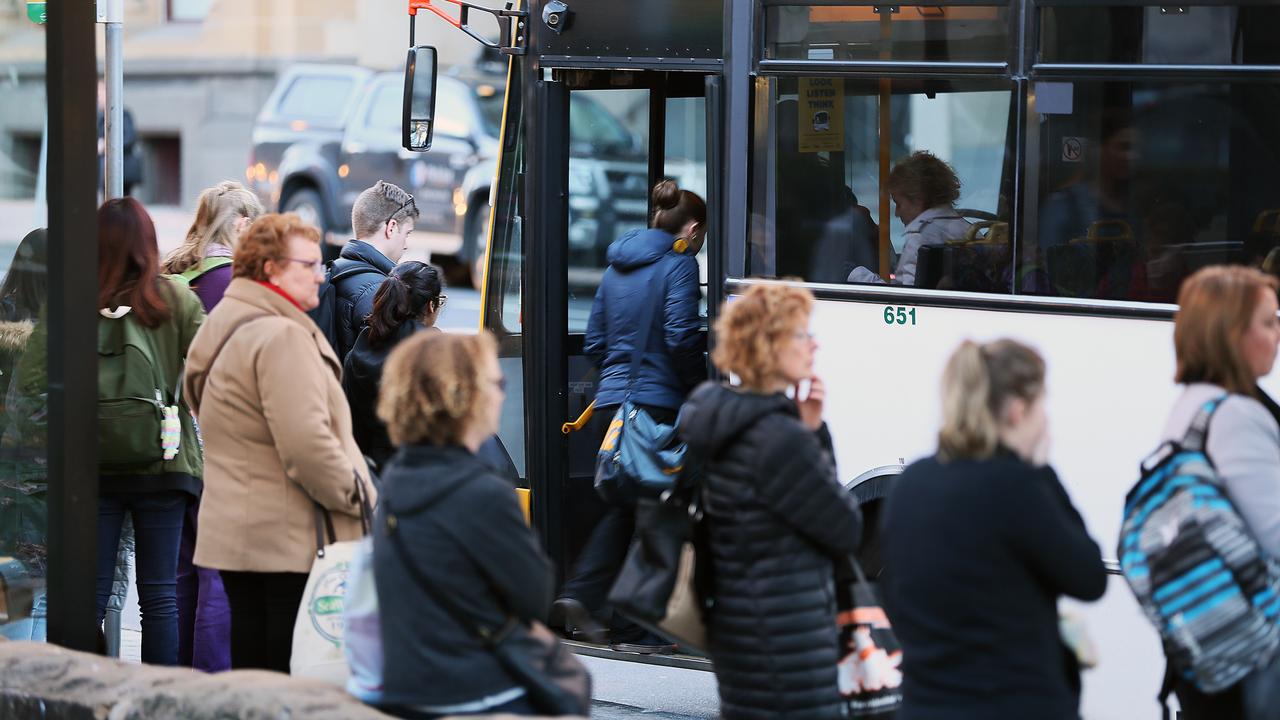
749, 76, 1015, 292
566, 89, 650, 333
766, 4, 1010, 63
1028, 81, 1280, 303
1040, 3, 1280, 66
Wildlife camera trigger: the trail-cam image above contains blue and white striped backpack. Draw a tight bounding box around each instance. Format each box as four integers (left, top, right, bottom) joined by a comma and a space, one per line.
1119, 396, 1280, 696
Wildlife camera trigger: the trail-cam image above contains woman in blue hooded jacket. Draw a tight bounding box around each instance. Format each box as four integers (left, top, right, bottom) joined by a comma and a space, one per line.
551, 179, 707, 652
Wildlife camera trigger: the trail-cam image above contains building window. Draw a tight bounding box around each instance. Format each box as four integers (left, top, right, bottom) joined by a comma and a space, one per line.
168, 0, 214, 22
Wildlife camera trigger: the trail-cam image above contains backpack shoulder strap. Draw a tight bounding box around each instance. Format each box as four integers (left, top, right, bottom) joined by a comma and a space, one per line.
1182, 394, 1229, 454
180, 256, 233, 284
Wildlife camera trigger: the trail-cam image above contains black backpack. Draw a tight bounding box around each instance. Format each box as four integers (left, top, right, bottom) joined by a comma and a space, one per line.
308, 262, 382, 357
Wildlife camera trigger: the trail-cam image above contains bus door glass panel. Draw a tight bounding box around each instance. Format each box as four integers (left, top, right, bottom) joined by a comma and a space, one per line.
566, 89, 651, 332
749, 76, 1015, 292
665, 95, 711, 318
1027, 80, 1280, 304
1039, 3, 1280, 65
483, 66, 527, 479
765, 4, 1011, 63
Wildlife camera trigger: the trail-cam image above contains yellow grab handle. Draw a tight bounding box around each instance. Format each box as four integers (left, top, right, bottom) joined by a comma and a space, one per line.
561, 401, 595, 435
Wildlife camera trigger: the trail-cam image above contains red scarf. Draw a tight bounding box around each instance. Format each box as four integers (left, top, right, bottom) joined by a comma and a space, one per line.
255, 281, 304, 312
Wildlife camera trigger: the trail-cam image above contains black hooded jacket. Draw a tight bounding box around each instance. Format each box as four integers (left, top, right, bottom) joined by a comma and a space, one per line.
373, 444, 554, 709
342, 321, 433, 469
680, 382, 863, 720
331, 239, 395, 361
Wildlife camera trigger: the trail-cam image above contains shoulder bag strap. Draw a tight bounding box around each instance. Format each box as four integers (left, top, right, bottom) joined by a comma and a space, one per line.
1182, 394, 1229, 454
625, 257, 674, 393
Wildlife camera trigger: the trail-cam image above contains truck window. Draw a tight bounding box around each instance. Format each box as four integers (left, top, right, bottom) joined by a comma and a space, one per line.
364, 82, 401, 132
434, 81, 474, 139
276, 74, 358, 121
474, 83, 505, 139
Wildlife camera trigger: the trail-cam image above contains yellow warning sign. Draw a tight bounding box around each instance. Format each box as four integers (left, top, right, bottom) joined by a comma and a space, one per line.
798, 78, 844, 153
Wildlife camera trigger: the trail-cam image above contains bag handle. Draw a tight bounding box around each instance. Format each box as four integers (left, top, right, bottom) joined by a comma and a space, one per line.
625, 256, 673, 394
1181, 394, 1227, 454
312, 470, 375, 557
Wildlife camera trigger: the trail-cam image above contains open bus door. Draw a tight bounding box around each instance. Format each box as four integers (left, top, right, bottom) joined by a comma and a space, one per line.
529, 69, 719, 586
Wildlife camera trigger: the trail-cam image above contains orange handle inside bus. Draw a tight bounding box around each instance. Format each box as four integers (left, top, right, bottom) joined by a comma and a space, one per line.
562, 402, 596, 435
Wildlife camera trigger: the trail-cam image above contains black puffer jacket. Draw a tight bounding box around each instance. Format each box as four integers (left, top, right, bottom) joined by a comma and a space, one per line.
680, 382, 863, 720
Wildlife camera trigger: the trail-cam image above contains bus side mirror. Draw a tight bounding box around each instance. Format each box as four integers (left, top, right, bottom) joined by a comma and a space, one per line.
403, 45, 438, 152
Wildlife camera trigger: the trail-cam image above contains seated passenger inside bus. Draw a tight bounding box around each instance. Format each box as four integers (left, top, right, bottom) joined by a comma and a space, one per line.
848, 151, 970, 286
806, 186, 878, 284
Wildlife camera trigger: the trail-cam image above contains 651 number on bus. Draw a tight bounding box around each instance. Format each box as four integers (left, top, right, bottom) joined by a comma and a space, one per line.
883, 306, 917, 326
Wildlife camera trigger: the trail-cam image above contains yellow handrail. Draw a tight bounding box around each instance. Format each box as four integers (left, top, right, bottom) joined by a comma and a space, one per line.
561, 401, 595, 435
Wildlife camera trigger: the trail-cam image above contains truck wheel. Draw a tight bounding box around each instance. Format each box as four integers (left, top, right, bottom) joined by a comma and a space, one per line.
283, 187, 338, 262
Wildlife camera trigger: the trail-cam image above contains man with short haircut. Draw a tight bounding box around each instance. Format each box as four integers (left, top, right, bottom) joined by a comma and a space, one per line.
331, 181, 419, 361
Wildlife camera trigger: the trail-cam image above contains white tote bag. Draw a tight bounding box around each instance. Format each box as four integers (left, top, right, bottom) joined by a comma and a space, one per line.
342, 536, 384, 703
291, 481, 372, 686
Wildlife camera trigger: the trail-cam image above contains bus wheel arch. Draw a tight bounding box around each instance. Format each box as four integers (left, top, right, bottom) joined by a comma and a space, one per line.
843, 464, 904, 579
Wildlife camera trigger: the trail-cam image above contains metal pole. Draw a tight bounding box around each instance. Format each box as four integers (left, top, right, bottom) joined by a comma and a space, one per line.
98, 0, 124, 200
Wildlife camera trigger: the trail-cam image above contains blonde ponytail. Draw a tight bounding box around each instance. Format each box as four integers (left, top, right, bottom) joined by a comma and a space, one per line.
163, 181, 263, 274
938, 339, 1044, 461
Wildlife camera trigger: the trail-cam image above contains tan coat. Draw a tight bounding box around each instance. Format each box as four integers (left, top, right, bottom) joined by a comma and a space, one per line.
185, 278, 375, 573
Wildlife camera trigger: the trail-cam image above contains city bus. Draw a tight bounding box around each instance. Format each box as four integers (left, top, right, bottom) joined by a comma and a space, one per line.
406, 0, 1280, 716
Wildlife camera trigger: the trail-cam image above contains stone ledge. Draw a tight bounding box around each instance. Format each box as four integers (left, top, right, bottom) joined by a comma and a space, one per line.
0, 640, 393, 719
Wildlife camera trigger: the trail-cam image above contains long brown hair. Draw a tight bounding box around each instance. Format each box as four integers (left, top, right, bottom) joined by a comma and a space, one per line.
1175, 265, 1279, 396
938, 339, 1045, 461
650, 179, 706, 236
366, 261, 444, 349
98, 198, 171, 328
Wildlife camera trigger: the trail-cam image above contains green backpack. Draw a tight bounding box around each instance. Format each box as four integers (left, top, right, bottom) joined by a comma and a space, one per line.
97, 307, 181, 469
171, 256, 232, 288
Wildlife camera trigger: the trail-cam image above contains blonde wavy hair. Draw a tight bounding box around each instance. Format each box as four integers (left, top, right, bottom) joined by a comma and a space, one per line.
712, 283, 814, 391
938, 339, 1044, 461
378, 331, 499, 447
163, 181, 263, 275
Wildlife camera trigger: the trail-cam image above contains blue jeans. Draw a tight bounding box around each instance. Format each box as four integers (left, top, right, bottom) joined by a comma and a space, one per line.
95, 491, 187, 666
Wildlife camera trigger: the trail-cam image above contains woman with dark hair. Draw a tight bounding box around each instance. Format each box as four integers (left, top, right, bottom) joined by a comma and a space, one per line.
95, 198, 206, 666
343, 260, 445, 469
552, 179, 708, 652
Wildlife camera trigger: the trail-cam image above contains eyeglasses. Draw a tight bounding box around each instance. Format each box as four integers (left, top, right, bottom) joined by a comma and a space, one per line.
792, 330, 816, 342
283, 257, 324, 275
384, 195, 417, 227
433, 294, 448, 309
491, 376, 507, 392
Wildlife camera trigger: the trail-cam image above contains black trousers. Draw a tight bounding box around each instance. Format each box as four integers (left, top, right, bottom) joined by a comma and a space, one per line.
562, 403, 678, 624
220, 570, 309, 672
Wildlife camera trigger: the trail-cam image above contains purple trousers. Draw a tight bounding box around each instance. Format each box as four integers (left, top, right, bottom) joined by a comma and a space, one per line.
176, 500, 231, 672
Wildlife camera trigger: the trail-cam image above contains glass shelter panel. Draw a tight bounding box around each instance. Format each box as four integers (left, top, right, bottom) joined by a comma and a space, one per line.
0, 16, 49, 642
765, 4, 1011, 63
1027, 81, 1280, 303
1039, 4, 1280, 66
750, 76, 1016, 292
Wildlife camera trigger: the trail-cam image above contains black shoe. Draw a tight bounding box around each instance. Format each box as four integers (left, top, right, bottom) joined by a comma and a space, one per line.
549, 597, 607, 644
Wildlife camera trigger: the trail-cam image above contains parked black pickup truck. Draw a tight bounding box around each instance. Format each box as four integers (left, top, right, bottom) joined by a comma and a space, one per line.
249, 63, 651, 283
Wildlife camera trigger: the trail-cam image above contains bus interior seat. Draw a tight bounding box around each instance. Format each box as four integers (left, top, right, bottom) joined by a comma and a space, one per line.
1245, 209, 1280, 266
915, 220, 1011, 293
1048, 219, 1140, 299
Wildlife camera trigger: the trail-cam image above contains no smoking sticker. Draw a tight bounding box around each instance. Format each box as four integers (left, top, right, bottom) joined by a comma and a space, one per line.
1062, 137, 1085, 163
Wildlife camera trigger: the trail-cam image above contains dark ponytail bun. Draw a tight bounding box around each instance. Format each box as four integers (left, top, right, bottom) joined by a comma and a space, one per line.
650, 179, 707, 236
365, 261, 444, 348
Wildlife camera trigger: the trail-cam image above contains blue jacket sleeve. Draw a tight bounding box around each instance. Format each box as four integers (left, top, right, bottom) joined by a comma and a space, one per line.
663, 257, 704, 391
584, 279, 608, 370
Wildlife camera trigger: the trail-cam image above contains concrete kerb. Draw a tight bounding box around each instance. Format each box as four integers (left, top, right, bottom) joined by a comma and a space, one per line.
0, 641, 583, 720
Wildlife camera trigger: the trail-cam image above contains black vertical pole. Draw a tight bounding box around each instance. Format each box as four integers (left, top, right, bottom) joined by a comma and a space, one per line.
721, 0, 751, 279
45, 1, 100, 652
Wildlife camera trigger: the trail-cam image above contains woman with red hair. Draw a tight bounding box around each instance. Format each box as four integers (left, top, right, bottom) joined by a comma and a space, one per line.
95, 197, 206, 665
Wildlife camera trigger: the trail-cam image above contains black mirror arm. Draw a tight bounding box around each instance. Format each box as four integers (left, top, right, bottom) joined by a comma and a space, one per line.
408, 0, 528, 56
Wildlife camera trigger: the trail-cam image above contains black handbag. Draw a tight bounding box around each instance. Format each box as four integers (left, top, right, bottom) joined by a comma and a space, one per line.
384, 499, 591, 716
606, 465, 711, 652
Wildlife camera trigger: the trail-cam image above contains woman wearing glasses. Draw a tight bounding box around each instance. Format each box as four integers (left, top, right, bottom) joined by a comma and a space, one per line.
183, 213, 376, 672
344, 261, 446, 470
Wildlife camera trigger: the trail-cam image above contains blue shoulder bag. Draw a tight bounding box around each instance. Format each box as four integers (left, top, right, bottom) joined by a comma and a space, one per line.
593, 259, 688, 506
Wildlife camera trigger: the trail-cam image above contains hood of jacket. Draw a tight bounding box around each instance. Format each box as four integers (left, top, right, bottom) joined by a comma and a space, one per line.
336, 239, 396, 274
384, 443, 485, 515
606, 228, 677, 271
680, 382, 796, 459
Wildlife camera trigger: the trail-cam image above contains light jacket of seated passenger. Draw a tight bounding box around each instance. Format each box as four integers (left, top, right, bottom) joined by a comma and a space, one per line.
848, 205, 970, 286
